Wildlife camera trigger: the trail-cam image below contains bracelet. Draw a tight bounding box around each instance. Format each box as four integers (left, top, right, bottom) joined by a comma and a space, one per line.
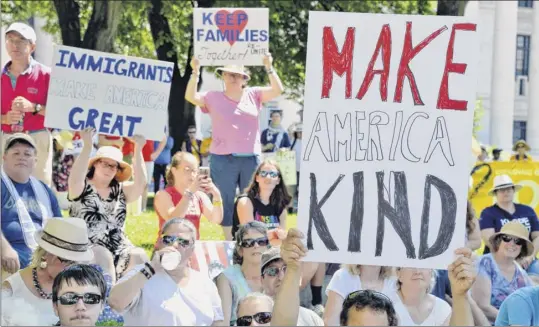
213, 200, 223, 207
144, 262, 156, 275
140, 267, 153, 280
185, 190, 195, 198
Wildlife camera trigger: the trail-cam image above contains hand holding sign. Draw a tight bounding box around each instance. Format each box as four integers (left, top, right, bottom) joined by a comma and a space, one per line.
263, 53, 273, 70
281, 228, 307, 271
448, 247, 476, 297
191, 58, 201, 72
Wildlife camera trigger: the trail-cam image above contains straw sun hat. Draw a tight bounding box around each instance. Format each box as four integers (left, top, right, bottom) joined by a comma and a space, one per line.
215, 65, 250, 81
35, 218, 94, 262
488, 221, 535, 257
87, 146, 132, 182
488, 175, 522, 196
513, 140, 531, 152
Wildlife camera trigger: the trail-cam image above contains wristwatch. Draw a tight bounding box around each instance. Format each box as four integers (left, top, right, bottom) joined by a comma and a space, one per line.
33, 104, 42, 116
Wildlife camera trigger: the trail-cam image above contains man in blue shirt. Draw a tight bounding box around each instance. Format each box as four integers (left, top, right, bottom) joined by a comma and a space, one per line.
261, 111, 291, 153
496, 286, 539, 326
1, 133, 61, 273
480, 174, 539, 282
153, 134, 174, 193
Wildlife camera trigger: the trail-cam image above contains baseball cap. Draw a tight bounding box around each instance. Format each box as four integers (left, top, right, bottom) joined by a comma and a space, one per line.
4, 133, 36, 152
261, 247, 282, 274
5, 23, 37, 43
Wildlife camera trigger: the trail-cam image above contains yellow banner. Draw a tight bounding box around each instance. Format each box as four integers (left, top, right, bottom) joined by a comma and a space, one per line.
469, 161, 539, 216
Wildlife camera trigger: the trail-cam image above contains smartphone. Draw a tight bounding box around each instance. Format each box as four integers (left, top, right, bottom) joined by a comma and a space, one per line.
199, 166, 210, 179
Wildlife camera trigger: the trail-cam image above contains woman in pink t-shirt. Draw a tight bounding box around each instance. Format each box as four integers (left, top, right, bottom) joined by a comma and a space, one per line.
153, 151, 223, 241
185, 54, 284, 240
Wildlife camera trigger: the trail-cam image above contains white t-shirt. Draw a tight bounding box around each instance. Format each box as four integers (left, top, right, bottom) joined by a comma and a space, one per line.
392, 294, 451, 326
325, 267, 398, 299
297, 307, 324, 326
120, 266, 224, 326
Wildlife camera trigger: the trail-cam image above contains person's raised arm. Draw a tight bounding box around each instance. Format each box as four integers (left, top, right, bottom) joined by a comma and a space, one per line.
68, 128, 94, 199
214, 274, 233, 326
150, 135, 167, 161
447, 247, 475, 326
185, 58, 206, 107
324, 290, 345, 326
123, 135, 147, 203
154, 176, 202, 221
259, 54, 284, 103
271, 228, 307, 326
200, 177, 223, 225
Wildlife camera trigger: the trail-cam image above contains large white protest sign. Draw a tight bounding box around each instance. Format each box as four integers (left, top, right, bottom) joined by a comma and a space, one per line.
297, 12, 479, 269
45, 45, 172, 141
193, 8, 269, 66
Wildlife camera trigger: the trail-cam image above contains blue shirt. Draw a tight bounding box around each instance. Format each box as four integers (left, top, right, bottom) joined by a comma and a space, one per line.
154, 136, 174, 165
1, 178, 62, 268
260, 128, 291, 153
431, 269, 452, 302
496, 286, 539, 326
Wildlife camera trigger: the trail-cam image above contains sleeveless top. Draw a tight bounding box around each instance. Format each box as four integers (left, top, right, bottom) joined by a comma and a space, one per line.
232, 194, 283, 238
156, 186, 204, 239
221, 264, 252, 325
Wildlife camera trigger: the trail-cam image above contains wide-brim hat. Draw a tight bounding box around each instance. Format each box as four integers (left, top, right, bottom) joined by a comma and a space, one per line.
489, 221, 534, 257
215, 65, 250, 81
52, 130, 74, 150
88, 146, 132, 182
488, 174, 522, 196
513, 140, 530, 152
34, 218, 94, 262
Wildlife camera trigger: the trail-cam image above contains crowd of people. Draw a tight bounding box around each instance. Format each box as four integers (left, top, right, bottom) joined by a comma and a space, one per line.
2, 21, 539, 327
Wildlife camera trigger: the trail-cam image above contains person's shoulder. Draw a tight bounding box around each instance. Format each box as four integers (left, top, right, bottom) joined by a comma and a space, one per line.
32, 60, 51, 75
298, 306, 324, 326
480, 205, 499, 217
515, 203, 537, 214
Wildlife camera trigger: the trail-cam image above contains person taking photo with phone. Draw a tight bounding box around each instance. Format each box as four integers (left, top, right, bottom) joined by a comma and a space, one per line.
153, 151, 223, 242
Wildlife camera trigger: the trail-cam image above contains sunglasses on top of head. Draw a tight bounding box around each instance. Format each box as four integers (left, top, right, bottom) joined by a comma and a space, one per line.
236, 312, 272, 326
258, 170, 279, 178
501, 235, 524, 246
162, 235, 193, 248
58, 292, 102, 306
240, 237, 269, 248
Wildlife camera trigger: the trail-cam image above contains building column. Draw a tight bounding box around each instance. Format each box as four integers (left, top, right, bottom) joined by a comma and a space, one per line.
489, 1, 519, 150
527, 3, 539, 154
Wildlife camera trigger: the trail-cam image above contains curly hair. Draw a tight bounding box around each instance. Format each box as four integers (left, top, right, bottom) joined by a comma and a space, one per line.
244, 159, 292, 215
232, 221, 268, 265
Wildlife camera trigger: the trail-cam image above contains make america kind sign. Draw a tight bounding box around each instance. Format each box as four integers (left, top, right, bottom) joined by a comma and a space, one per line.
297, 12, 479, 269
193, 8, 269, 66
45, 45, 172, 141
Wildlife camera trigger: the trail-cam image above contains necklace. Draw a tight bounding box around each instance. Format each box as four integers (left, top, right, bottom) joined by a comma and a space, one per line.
32, 268, 52, 299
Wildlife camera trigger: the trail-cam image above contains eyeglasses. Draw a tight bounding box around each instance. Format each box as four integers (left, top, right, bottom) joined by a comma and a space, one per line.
501, 235, 524, 246
236, 312, 272, 326
258, 170, 279, 178
188, 131, 196, 134
240, 237, 269, 248
58, 292, 102, 306
343, 290, 392, 307
263, 266, 287, 277
98, 160, 120, 170
162, 235, 193, 248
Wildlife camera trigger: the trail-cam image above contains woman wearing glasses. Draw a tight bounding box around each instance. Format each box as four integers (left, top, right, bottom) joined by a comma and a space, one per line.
68, 128, 149, 282
471, 221, 534, 324
215, 221, 269, 326
109, 218, 223, 326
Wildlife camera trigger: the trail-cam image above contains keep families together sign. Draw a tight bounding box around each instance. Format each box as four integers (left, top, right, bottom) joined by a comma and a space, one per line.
297, 12, 479, 269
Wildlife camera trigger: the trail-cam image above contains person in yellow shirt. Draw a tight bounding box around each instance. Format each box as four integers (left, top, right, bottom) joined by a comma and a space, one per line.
510, 140, 533, 162
200, 129, 212, 167
181, 125, 203, 165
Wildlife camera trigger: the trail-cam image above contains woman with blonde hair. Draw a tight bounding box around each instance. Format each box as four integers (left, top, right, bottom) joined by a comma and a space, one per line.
153, 151, 223, 241
323, 265, 397, 325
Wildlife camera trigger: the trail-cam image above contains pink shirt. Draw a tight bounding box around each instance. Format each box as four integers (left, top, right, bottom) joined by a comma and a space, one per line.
200, 87, 262, 155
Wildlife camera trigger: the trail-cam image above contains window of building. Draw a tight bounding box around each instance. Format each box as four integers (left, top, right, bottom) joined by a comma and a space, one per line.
515, 35, 530, 76
513, 121, 527, 144
518, 0, 534, 8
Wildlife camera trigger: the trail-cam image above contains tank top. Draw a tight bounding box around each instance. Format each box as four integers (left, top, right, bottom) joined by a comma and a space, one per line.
156, 186, 204, 239
232, 194, 283, 239
222, 264, 252, 325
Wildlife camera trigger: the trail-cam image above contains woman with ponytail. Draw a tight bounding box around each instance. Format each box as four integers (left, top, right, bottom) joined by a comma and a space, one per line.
153, 152, 223, 242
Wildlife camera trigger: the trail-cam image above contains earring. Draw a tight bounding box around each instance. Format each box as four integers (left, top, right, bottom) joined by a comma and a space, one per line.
40, 259, 47, 269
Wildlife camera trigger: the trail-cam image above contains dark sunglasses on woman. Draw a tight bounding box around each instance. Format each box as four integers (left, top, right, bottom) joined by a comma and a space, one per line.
501, 234, 524, 246
162, 235, 193, 248
240, 237, 269, 248
236, 312, 272, 326
58, 292, 102, 306
258, 170, 279, 178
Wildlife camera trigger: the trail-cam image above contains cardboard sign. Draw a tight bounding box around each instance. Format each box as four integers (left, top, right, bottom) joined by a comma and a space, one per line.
297, 12, 479, 269
45, 45, 172, 141
470, 161, 539, 217
193, 8, 269, 66
263, 150, 297, 186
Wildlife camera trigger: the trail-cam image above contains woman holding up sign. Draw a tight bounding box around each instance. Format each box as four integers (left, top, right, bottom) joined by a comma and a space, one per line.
186, 54, 284, 240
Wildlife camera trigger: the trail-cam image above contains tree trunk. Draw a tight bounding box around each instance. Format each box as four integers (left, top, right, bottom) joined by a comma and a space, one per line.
148, 0, 214, 154
82, 0, 123, 52
53, 0, 82, 47
436, 0, 461, 16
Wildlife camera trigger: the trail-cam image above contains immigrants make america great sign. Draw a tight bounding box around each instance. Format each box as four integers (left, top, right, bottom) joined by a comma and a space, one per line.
297, 12, 479, 269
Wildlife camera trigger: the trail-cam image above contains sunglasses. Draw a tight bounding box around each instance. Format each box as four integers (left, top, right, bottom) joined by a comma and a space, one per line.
240, 237, 269, 248
162, 235, 193, 248
258, 170, 279, 178
236, 312, 272, 326
263, 266, 287, 277
58, 292, 102, 306
501, 235, 524, 246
